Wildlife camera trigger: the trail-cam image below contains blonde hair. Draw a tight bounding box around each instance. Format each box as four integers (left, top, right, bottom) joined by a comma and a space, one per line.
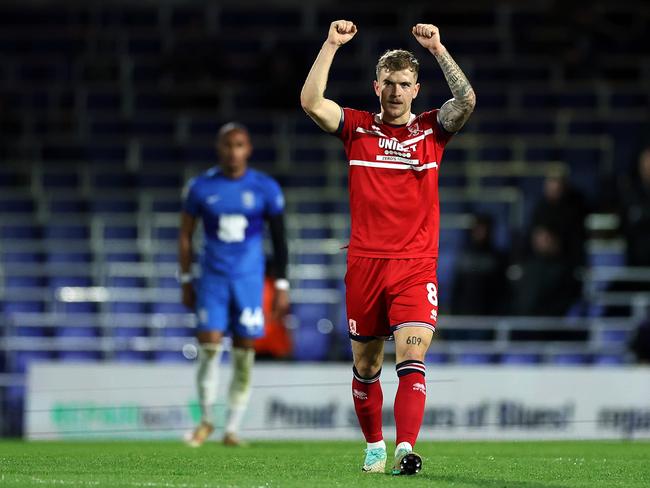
375, 49, 419, 80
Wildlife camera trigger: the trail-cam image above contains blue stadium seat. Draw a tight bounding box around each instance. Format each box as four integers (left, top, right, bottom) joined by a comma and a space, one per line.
292, 303, 330, 329
10, 351, 54, 374
291, 148, 327, 164
151, 302, 188, 314
180, 146, 215, 164
156, 277, 179, 288
46, 251, 92, 263
588, 251, 625, 267
92, 172, 136, 190
500, 353, 541, 365
153, 226, 178, 240
48, 198, 88, 214
138, 173, 181, 189
455, 352, 494, 365
0, 198, 35, 213
1, 251, 43, 263
90, 198, 137, 214
600, 329, 630, 345
108, 302, 149, 314
90, 120, 130, 137
113, 350, 150, 362
550, 353, 591, 365
112, 326, 149, 338
292, 327, 330, 361
103, 225, 138, 240
593, 354, 625, 366
141, 144, 181, 165
58, 302, 98, 314
2, 385, 25, 436
86, 143, 127, 165
299, 227, 331, 239
44, 224, 89, 240
104, 252, 142, 263
1, 224, 41, 239
151, 200, 182, 212
107, 276, 146, 287
160, 327, 194, 338
12, 325, 50, 338
4, 276, 47, 288
131, 119, 175, 137
41, 171, 79, 189
152, 252, 177, 263
153, 350, 190, 362
58, 351, 102, 362
49, 276, 92, 288
425, 352, 449, 364
55, 326, 100, 338
0, 169, 27, 188
2, 300, 46, 313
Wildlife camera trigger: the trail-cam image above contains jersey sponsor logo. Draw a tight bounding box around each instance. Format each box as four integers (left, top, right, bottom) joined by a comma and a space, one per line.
218, 214, 248, 242
206, 194, 221, 205
242, 191, 255, 209
376, 155, 419, 165
412, 382, 426, 394
353, 389, 368, 400
378, 138, 417, 160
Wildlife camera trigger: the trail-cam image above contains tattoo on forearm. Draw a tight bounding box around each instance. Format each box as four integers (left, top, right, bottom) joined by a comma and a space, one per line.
435, 50, 476, 132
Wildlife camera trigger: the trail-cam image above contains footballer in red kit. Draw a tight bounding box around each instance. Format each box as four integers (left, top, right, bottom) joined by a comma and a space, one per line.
301, 20, 475, 475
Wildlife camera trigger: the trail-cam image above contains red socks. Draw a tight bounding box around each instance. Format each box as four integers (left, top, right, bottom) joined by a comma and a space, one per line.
352, 366, 383, 443
394, 360, 426, 447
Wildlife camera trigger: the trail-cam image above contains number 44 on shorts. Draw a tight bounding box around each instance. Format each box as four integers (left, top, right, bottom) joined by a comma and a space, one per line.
427, 282, 438, 321
240, 307, 263, 329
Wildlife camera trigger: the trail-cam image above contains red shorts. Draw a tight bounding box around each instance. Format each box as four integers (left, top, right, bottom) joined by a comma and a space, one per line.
345, 256, 439, 341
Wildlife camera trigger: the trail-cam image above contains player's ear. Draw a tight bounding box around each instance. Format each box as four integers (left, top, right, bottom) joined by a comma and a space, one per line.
413, 82, 420, 99
373, 79, 381, 97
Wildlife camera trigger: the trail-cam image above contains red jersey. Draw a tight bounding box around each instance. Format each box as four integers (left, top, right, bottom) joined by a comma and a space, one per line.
337, 108, 453, 258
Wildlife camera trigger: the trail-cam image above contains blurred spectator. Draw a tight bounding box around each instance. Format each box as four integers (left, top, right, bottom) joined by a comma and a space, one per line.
619, 146, 650, 266
530, 170, 589, 269
450, 214, 508, 315
510, 225, 581, 316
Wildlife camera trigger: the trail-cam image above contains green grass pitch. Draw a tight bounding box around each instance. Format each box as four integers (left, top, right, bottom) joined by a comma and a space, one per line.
1, 440, 648, 487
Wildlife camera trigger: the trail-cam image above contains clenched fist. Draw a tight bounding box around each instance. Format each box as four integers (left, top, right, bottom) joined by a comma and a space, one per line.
327, 20, 357, 47
412, 24, 444, 54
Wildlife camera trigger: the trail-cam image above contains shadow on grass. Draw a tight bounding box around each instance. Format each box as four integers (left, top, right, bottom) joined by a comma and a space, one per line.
416, 474, 570, 488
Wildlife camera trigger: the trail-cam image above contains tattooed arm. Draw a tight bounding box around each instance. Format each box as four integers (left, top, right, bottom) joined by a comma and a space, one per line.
412, 24, 476, 132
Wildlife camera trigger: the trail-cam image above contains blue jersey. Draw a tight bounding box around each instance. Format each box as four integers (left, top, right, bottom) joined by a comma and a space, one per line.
183, 167, 285, 277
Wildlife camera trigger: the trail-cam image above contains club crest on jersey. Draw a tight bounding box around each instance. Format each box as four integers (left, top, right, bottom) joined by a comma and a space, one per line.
242, 191, 255, 209
407, 122, 422, 136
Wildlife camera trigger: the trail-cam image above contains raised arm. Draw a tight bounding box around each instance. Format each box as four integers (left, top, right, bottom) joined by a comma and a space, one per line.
412, 24, 476, 133
300, 20, 357, 133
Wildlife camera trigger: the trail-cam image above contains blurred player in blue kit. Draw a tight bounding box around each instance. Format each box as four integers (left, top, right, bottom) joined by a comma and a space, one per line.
179, 122, 289, 446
